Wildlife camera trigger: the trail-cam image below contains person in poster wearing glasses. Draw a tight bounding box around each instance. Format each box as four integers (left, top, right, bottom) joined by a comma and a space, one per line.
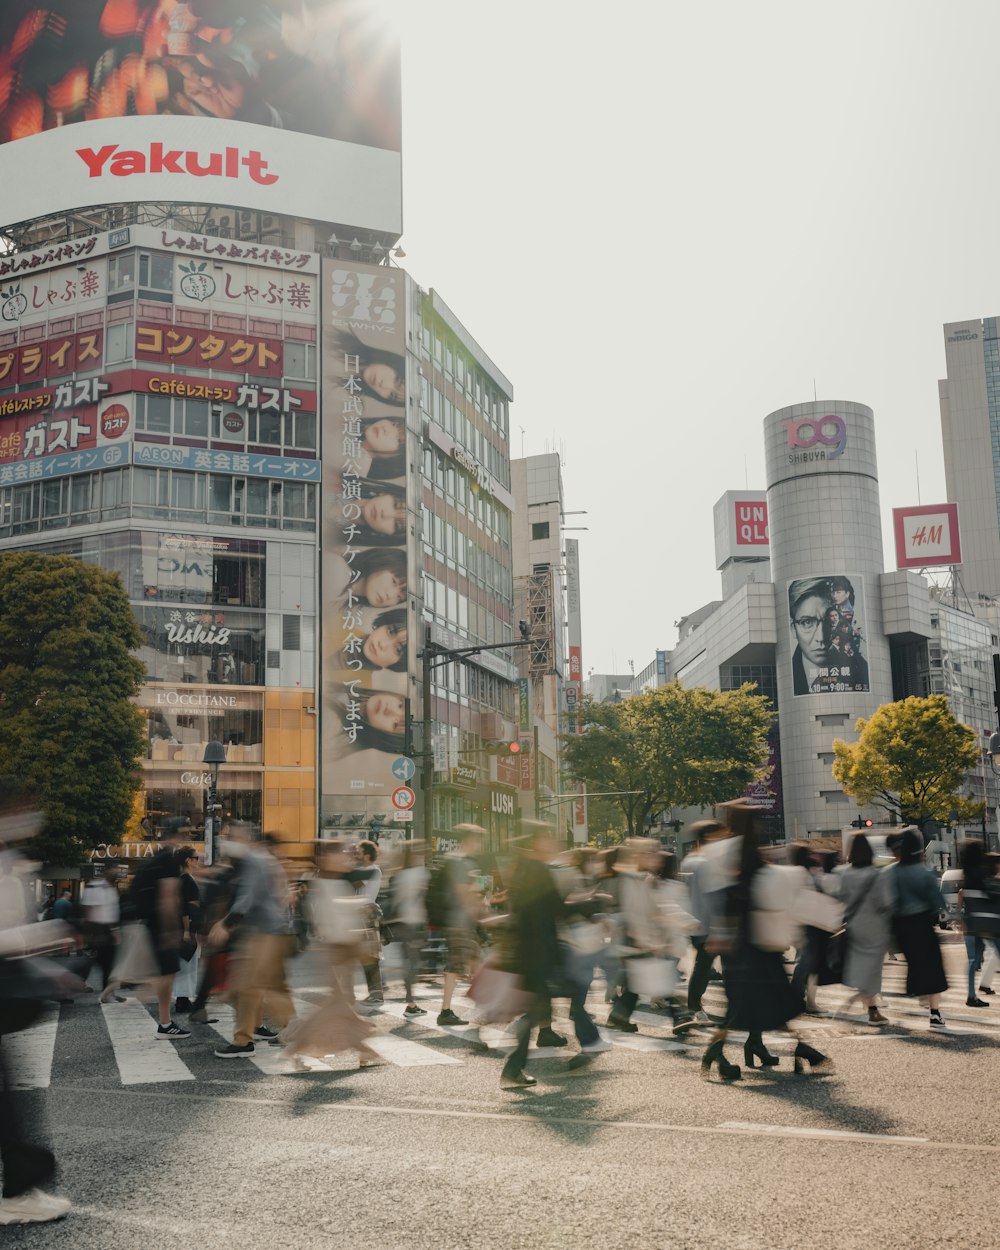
789, 576, 869, 696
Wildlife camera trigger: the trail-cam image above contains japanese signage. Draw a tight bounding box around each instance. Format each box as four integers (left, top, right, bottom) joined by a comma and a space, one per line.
0, 387, 124, 469
0, 332, 105, 387
174, 260, 316, 323
788, 575, 870, 696
321, 261, 414, 812
132, 370, 314, 416
0, 2, 401, 230
518, 679, 531, 732
0, 443, 125, 486
0, 261, 107, 328
743, 732, 783, 815
157, 230, 317, 273
136, 323, 282, 377
893, 504, 962, 570
132, 443, 319, 481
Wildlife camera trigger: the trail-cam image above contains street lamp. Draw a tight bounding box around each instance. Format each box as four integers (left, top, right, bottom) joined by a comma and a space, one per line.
202, 740, 226, 866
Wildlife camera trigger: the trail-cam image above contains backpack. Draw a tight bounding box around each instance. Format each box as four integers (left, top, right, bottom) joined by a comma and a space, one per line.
425, 860, 452, 929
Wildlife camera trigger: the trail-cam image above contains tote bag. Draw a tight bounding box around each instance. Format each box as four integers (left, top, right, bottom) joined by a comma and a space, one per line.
626, 956, 676, 999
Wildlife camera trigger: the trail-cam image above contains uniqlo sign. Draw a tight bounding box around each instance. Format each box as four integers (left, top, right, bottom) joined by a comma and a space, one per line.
893, 504, 962, 569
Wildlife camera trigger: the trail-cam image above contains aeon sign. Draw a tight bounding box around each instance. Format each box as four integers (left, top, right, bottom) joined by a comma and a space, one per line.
784, 414, 847, 463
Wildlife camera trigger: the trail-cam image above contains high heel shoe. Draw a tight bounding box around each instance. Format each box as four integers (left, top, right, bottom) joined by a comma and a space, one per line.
701, 1038, 742, 1082
793, 1041, 832, 1074
744, 1036, 779, 1068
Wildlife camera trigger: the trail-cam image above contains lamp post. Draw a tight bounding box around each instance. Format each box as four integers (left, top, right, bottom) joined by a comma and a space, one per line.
202, 740, 226, 866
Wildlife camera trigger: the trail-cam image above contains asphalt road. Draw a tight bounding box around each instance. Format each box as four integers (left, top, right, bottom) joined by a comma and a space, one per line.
4, 937, 997, 1250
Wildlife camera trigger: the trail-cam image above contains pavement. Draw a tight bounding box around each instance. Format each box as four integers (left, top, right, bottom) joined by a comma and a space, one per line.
4, 935, 998, 1250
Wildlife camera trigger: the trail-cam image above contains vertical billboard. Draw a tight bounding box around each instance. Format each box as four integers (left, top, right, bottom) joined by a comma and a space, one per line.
564, 538, 587, 840
788, 575, 870, 696
320, 259, 414, 816
0, 1, 401, 230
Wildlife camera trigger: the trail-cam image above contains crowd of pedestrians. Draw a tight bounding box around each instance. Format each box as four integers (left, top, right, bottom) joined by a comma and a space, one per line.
0, 802, 990, 1226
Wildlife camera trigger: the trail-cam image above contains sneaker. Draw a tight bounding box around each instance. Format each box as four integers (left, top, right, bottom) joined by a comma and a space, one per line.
214, 1042, 255, 1058
671, 1015, 698, 1036
189, 1008, 218, 1024
929, 1012, 947, 1032
404, 1004, 428, 1018
980, 986, 996, 996
253, 1025, 280, 1041
966, 997, 990, 1008
156, 1021, 191, 1040
361, 993, 384, 1006
691, 1009, 711, 1025
437, 1009, 468, 1026
536, 1027, 568, 1047
867, 1010, 889, 1025
0, 1188, 72, 1225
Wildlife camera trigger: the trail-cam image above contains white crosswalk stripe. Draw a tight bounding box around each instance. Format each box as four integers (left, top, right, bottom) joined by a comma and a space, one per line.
5, 1005, 59, 1089
100, 999, 196, 1085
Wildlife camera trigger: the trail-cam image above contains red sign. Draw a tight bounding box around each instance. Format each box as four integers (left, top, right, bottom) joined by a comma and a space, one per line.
129, 370, 314, 413
135, 322, 283, 378
222, 412, 245, 434
734, 499, 769, 546
0, 330, 104, 386
391, 786, 415, 811
100, 404, 130, 439
893, 503, 962, 569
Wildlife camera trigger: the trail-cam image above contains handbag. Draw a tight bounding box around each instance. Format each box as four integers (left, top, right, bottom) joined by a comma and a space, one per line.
792, 879, 845, 933
178, 936, 198, 963
467, 959, 531, 1024
111, 922, 159, 984
563, 920, 605, 956
749, 864, 801, 952
625, 955, 676, 999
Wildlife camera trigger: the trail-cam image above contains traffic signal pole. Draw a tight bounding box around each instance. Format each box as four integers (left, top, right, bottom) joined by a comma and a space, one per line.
417, 625, 528, 849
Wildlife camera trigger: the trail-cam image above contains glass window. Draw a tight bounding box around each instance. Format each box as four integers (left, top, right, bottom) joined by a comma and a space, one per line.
288, 411, 316, 451
284, 340, 316, 380
181, 399, 208, 439
137, 393, 172, 434
108, 252, 136, 292
138, 252, 173, 292
105, 321, 134, 364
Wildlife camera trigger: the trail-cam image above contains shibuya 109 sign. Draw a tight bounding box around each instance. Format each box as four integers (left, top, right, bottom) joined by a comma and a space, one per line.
0, 1, 401, 232
784, 414, 847, 463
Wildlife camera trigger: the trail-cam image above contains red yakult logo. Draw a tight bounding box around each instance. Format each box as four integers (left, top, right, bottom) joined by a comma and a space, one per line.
76, 143, 278, 186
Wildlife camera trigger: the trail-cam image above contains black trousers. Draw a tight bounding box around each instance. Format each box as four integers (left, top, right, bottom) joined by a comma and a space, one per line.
687, 938, 715, 1012
0, 1039, 55, 1198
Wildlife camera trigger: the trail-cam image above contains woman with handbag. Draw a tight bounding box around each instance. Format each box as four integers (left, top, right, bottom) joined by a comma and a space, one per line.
888, 829, 949, 1030
606, 840, 675, 1033
281, 840, 382, 1069
701, 803, 830, 1081
835, 833, 893, 1025
393, 839, 430, 1019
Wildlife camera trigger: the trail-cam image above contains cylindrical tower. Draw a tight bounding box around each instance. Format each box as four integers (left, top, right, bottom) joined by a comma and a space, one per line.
764, 401, 891, 837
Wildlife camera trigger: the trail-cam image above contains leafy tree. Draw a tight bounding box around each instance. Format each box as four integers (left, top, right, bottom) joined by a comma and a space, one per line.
561, 682, 773, 838
831, 694, 983, 830
0, 552, 146, 865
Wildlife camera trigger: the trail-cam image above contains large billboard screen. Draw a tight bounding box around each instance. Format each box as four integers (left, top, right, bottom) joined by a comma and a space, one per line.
788, 575, 870, 696
0, 1, 401, 231
320, 260, 415, 820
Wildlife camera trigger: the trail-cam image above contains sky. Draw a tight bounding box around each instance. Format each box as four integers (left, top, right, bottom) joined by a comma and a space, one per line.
384, 0, 1000, 675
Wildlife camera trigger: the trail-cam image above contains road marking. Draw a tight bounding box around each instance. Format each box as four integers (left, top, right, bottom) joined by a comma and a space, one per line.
100, 1000, 195, 1085
207, 1001, 336, 1074
718, 1121, 929, 1144
368, 1032, 463, 1067
6, 1005, 59, 1088
54, 1084, 1000, 1154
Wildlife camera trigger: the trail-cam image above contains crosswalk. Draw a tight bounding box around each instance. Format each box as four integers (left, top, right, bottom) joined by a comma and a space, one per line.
7, 952, 996, 1091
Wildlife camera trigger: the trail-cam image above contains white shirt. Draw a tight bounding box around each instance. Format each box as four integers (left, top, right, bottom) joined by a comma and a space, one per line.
393, 866, 428, 927
82, 879, 120, 925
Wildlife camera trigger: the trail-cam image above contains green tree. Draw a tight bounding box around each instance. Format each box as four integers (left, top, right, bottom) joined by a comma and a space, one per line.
831, 694, 983, 830
0, 552, 146, 864
561, 682, 773, 837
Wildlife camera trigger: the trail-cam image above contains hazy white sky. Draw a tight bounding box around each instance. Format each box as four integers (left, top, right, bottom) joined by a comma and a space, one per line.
388, 0, 997, 674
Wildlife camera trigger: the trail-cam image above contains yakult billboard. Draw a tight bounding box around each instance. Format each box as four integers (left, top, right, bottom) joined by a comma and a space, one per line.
0, 2, 401, 232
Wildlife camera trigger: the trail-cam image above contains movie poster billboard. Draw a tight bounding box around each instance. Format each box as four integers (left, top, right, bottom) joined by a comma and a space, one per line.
0, 1, 401, 231
320, 260, 412, 812
788, 575, 870, 696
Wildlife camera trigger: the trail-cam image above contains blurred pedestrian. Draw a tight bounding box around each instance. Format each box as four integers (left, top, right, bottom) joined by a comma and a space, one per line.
357, 840, 385, 1008
606, 840, 678, 1033
888, 828, 949, 1030
81, 872, 122, 1004
210, 824, 295, 1059
959, 839, 1000, 1009
835, 833, 893, 1024
501, 823, 609, 1086
393, 839, 429, 1018
434, 824, 487, 1028
701, 803, 830, 1080
51, 890, 73, 924
282, 840, 381, 1068
172, 847, 201, 1014
128, 824, 190, 1040
680, 820, 729, 1024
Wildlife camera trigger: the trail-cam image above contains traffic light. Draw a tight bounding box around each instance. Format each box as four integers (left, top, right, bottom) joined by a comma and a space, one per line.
851, 816, 874, 829
483, 740, 528, 755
